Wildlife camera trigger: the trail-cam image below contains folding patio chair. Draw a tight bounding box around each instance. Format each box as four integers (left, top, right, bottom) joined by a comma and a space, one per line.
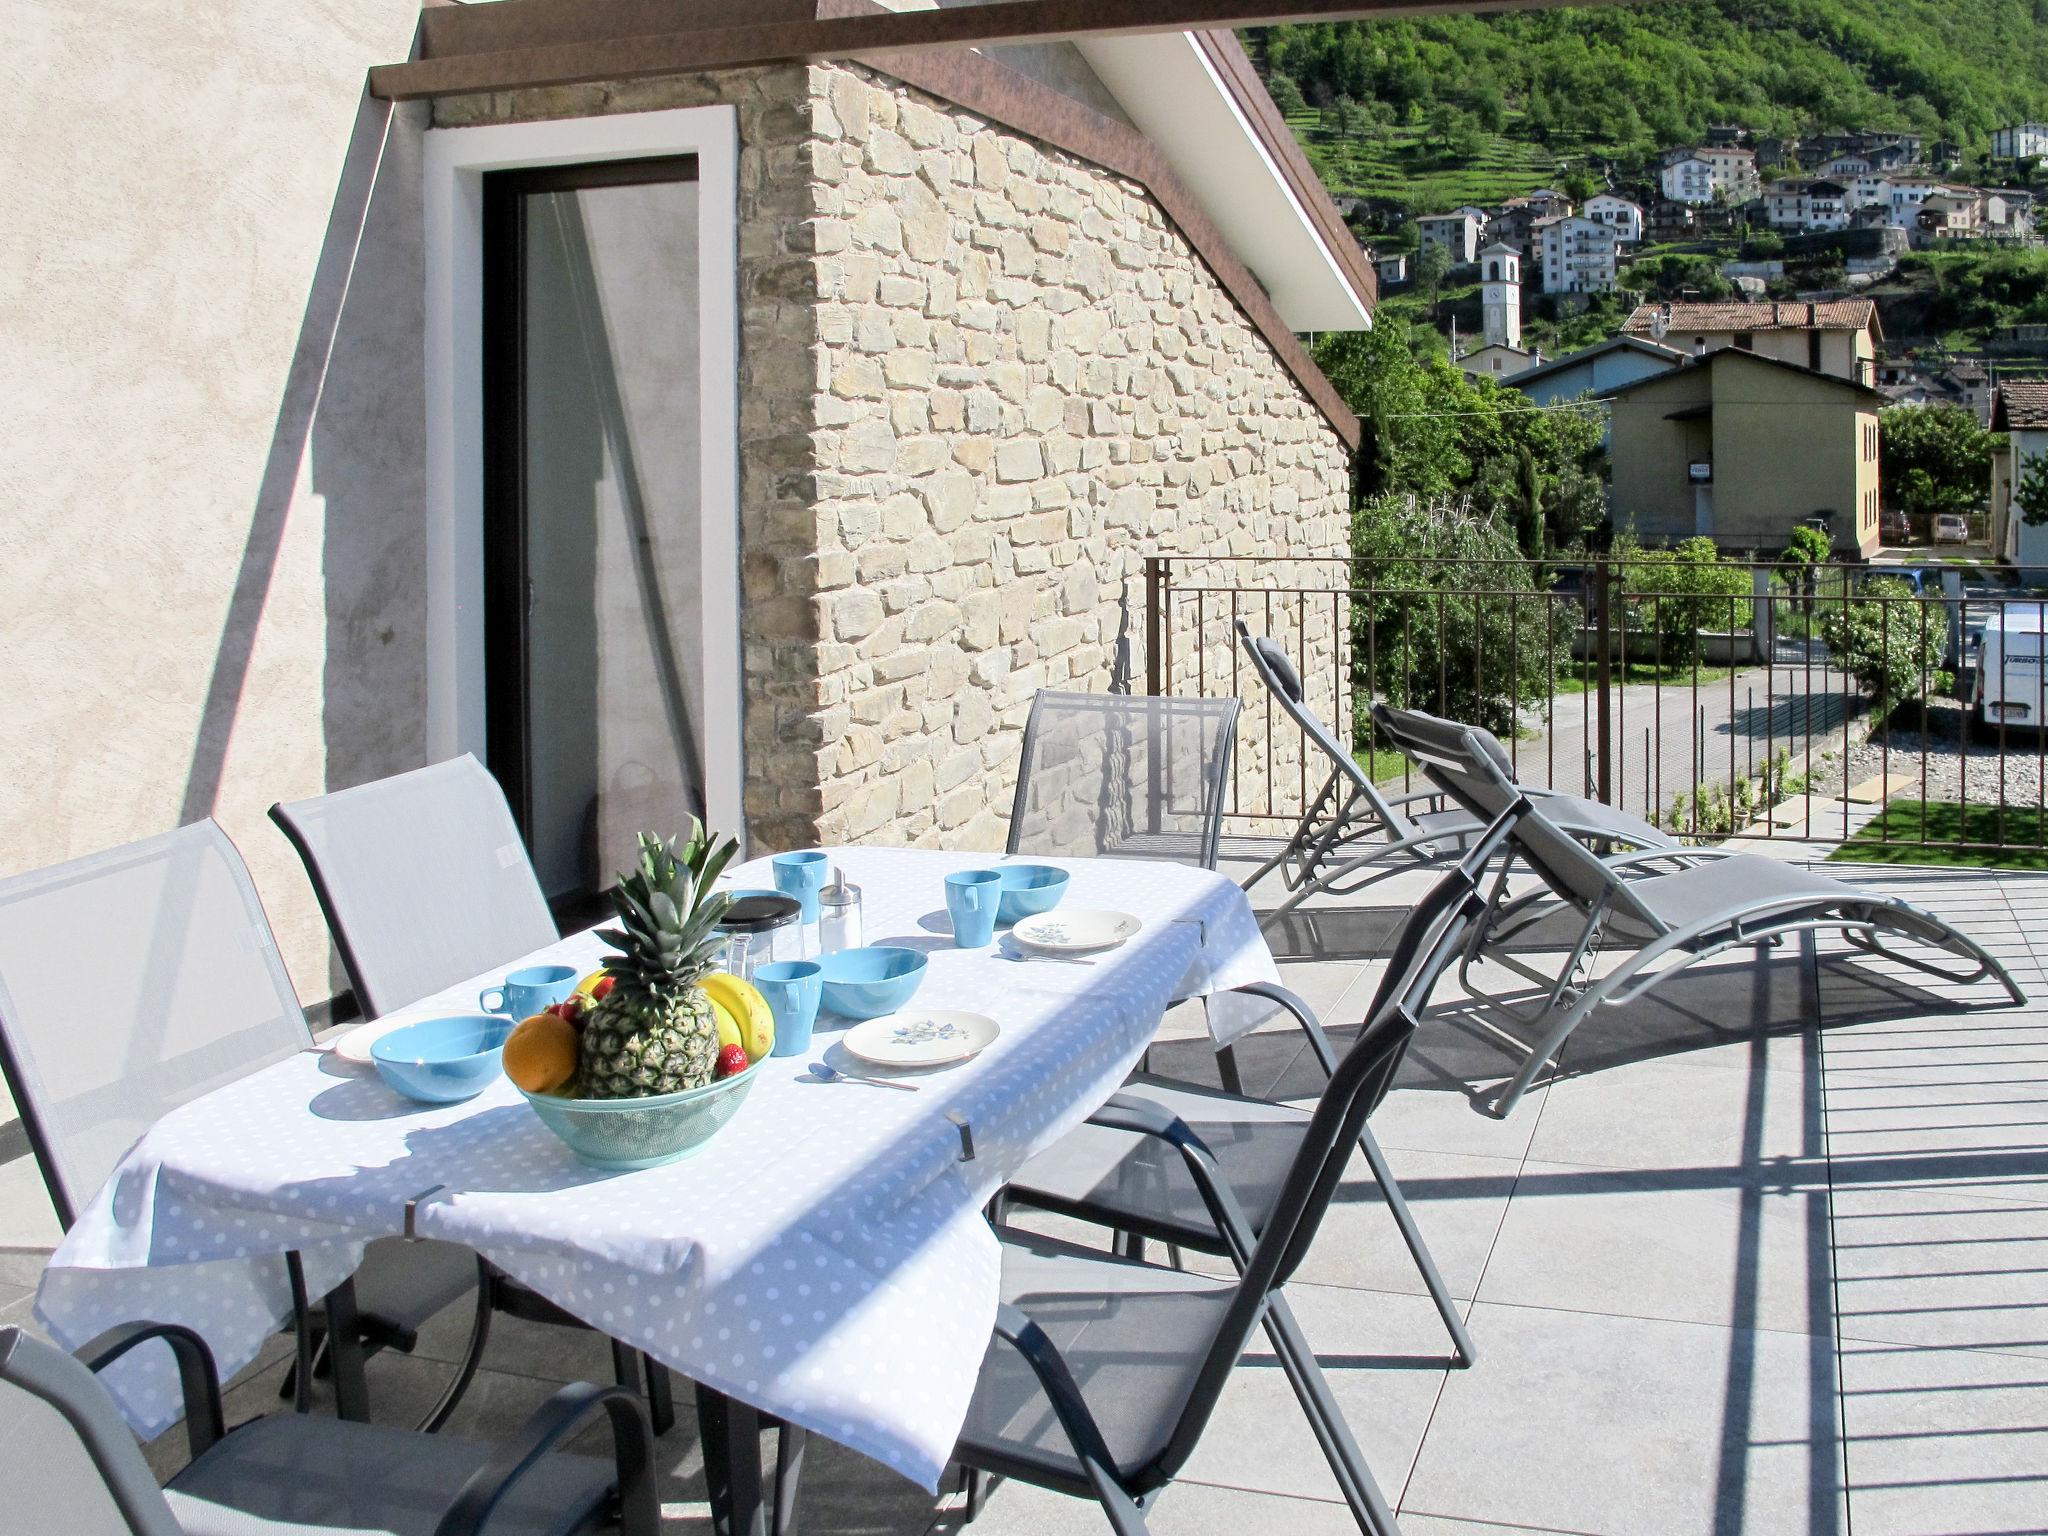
1236, 621, 1673, 921
0, 821, 483, 1431
1007, 691, 1241, 870
0, 1322, 656, 1536
951, 840, 1510, 1536
271, 756, 677, 1434
1372, 702, 2027, 1117
998, 799, 1527, 1388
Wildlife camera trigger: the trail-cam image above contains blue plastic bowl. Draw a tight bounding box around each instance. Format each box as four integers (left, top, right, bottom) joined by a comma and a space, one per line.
996, 864, 1070, 924
370, 1014, 513, 1104
817, 945, 928, 1020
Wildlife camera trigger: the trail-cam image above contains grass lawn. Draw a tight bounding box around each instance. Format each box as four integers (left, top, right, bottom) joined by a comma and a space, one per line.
1355, 747, 1418, 786
1551, 660, 1740, 695
1831, 799, 2048, 869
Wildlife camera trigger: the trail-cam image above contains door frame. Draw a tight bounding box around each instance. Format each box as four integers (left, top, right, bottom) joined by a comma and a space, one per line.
423, 106, 744, 844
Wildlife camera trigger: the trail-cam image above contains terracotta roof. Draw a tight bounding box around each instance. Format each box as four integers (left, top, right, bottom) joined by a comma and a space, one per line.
1998, 379, 2048, 430
1623, 300, 1879, 335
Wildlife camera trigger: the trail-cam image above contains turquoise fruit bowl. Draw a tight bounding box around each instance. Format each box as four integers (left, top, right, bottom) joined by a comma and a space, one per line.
370, 1014, 513, 1104
520, 1058, 762, 1171
996, 864, 1070, 924
817, 945, 927, 1020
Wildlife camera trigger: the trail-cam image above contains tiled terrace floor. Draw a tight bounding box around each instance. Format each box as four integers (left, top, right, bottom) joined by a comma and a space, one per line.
3, 849, 2045, 1536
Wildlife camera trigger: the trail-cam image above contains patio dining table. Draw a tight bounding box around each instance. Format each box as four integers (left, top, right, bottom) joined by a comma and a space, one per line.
35, 845, 1280, 1509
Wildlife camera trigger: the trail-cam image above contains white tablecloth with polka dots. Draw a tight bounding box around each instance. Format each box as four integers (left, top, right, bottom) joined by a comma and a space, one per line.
35, 848, 1278, 1489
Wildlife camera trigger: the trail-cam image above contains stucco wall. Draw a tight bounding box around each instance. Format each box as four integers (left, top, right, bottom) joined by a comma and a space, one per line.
0, 1, 432, 1000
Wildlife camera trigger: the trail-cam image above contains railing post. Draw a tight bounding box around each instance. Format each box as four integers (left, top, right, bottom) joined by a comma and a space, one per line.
1144, 555, 1166, 697
1593, 558, 1613, 805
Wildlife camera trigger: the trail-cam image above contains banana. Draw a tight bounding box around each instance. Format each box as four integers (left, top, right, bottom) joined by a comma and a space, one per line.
708, 994, 743, 1053
702, 973, 775, 1061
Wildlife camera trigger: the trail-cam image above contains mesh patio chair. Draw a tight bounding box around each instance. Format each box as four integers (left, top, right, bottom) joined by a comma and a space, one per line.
996, 800, 1528, 1387
0, 821, 483, 1430
1007, 691, 1242, 870
271, 758, 677, 1435
1236, 621, 1674, 921
269, 755, 558, 1020
1372, 702, 2028, 1117
0, 1322, 656, 1536
950, 838, 1511, 1536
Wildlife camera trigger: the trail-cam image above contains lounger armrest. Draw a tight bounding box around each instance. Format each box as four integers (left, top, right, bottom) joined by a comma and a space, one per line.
1087, 1093, 1263, 1263
991, 1303, 1125, 1488
1379, 787, 1452, 811
1593, 846, 1736, 874
80, 1322, 225, 1459
432, 1381, 658, 1536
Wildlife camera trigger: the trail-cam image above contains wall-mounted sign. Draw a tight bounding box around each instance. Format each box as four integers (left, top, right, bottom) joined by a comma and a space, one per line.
1688, 461, 1713, 484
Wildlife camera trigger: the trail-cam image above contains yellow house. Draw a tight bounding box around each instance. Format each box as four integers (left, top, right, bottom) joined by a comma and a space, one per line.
1608, 349, 1884, 557
1622, 299, 1880, 385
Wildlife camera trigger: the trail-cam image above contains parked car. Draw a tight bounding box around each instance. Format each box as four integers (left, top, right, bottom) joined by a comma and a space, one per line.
1881, 508, 1912, 545
1973, 604, 2048, 728
1933, 513, 1971, 544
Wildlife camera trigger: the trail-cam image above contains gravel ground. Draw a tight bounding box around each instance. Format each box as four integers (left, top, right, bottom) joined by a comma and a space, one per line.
1802, 703, 2048, 806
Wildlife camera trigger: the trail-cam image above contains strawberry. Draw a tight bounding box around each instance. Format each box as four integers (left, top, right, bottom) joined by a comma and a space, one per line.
549, 996, 584, 1023
715, 1043, 750, 1079
590, 975, 615, 1002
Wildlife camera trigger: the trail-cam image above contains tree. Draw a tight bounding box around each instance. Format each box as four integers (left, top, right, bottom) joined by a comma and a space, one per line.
2017, 451, 2048, 528
1352, 495, 1570, 736
1561, 167, 1597, 205
1818, 576, 1951, 727
1617, 538, 1753, 663
1880, 404, 1995, 522
1266, 71, 1308, 116
1414, 242, 1451, 306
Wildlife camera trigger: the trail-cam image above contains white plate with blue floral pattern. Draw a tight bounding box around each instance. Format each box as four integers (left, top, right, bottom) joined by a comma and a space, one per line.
1010, 909, 1142, 955
843, 1010, 1000, 1069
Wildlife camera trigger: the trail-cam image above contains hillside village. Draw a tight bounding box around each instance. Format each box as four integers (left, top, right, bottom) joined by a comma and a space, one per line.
1336, 122, 2048, 566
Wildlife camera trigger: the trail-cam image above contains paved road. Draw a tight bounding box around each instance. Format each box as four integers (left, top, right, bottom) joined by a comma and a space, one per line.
1493, 656, 1865, 829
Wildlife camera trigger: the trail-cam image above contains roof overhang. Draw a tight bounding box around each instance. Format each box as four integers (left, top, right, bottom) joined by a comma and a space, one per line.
1074, 30, 1371, 330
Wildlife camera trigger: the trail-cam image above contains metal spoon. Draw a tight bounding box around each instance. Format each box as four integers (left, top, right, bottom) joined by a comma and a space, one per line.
807, 1061, 920, 1092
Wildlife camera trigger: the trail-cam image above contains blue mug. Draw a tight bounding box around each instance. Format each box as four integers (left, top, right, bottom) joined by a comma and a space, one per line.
945, 870, 1002, 948
480, 964, 577, 1019
756, 960, 824, 1057
772, 851, 830, 923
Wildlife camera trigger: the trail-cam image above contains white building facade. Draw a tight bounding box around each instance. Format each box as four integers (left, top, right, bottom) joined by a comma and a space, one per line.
1416, 212, 1482, 265
1992, 123, 2048, 160
1584, 193, 1644, 243
1661, 147, 1758, 205
1538, 215, 1620, 294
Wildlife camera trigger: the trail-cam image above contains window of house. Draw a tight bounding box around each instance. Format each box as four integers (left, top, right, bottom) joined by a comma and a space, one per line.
1734, 333, 1753, 350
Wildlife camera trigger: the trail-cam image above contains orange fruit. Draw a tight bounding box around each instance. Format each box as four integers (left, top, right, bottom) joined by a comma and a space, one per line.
504, 1011, 579, 1094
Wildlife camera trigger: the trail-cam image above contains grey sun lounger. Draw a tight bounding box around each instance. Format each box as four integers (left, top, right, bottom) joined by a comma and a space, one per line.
1235, 621, 1672, 920
1372, 702, 2028, 1118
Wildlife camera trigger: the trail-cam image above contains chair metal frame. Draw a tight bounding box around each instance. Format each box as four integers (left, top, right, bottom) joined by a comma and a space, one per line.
271, 761, 680, 1434
1007, 690, 1242, 870
0, 820, 489, 1431
955, 808, 1526, 1536
1, 1322, 657, 1536
1236, 621, 1675, 924
1372, 702, 2027, 1118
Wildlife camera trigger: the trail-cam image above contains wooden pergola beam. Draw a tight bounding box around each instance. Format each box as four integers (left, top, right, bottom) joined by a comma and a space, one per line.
372, 0, 1652, 102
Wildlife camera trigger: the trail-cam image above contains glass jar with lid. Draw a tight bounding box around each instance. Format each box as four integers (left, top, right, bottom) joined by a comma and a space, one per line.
715, 892, 802, 985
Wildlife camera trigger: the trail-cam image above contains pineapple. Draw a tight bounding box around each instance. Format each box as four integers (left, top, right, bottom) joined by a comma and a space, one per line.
578, 825, 737, 1098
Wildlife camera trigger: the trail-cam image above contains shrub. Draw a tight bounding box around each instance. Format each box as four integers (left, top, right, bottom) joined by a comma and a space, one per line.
1616, 537, 1752, 662
1817, 576, 1951, 725
1352, 495, 1569, 739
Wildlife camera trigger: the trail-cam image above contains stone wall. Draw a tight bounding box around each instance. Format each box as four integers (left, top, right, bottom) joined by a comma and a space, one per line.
803, 65, 1354, 849
440, 59, 1355, 856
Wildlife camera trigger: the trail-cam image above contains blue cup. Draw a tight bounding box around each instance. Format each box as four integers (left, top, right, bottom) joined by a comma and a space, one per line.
756, 960, 824, 1057
772, 851, 829, 923
945, 869, 1002, 948
479, 963, 577, 1019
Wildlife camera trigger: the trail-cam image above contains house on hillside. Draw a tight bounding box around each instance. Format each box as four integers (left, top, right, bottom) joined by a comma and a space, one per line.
1766, 179, 1849, 232
1485, 202, 1539, 256
1886, 177, 1950, 230
1536, 215, 1619, 294
1992, 123, 2048, 161
1374, 251, 1409, 286
0, 6, 1375, 975
1608, 350, 1883, 557
1621, 299, 1881, 385
1660, 146, 1758, 206
1525, 187, 1572, 219
1457, 342, 1542, 381
1992, 380, 2048, 567
1985, 191, 2035, 241
1417, 211, 1483, 265
1822, 156, 1873, 180
1584, 193, 1644, 244
1508, 336, 1684, 446
1918, 189, 1984, 244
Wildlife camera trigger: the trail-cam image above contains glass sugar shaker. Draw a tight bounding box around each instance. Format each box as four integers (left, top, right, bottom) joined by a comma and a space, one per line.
817, 867, 863, 954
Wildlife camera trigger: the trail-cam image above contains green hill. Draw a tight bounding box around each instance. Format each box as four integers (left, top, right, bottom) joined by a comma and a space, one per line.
1249, 1, 2048, 212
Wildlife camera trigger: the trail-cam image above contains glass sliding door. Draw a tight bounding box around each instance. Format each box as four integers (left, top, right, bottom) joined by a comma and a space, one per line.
481, 156, 706, 907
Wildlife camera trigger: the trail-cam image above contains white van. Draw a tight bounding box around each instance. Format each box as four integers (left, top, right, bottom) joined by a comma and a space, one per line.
1973, 605, 2048, 727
